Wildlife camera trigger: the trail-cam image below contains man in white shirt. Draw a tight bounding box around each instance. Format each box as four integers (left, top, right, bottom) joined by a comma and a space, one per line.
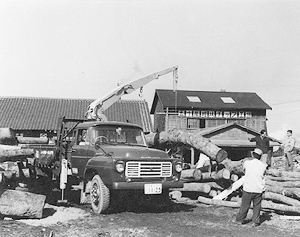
196, 153, 211, 169
281, 130, 296, 171
235, 148, 267, 227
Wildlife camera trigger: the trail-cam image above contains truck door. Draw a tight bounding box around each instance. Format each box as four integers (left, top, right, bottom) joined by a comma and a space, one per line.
70, 129, 93, 178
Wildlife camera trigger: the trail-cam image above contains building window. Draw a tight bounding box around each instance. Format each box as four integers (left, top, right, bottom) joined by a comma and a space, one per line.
187, 96, 201, 102
187, 118, 200, 129
200, 119, 205, 128
221, 97, 236, 103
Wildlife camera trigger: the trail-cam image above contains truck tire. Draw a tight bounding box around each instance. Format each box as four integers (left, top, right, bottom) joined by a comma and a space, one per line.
90, 175, 110, 214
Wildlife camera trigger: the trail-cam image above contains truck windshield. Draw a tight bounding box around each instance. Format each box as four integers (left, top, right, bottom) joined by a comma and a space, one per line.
91, 126, 147, 146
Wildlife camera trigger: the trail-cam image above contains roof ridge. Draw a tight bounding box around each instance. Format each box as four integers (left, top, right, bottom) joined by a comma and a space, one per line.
0, 96, 93, 100
0, 96, 146, 102
156, 89, 256, 94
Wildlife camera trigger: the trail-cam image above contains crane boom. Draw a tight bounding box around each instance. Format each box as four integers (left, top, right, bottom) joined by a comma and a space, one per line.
85, 65, 178, 120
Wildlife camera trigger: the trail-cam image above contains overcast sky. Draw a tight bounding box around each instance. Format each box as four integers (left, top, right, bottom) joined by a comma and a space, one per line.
1, 0, 300, 140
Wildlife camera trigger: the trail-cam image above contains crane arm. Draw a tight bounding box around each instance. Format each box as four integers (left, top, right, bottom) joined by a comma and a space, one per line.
85, 65, 178, 120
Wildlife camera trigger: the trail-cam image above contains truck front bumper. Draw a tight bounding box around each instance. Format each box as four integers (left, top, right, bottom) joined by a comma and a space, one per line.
112, 181, 183, 190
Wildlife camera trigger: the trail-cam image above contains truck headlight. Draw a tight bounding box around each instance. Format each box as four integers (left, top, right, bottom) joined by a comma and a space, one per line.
175, 162, 183, 173
115, 161, 125, 173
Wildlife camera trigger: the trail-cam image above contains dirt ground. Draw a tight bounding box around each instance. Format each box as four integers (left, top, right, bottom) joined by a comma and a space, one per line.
1, 198, 300, 237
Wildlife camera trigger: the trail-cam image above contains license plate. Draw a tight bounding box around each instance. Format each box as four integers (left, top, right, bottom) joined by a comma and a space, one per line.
144, 183, 162, 194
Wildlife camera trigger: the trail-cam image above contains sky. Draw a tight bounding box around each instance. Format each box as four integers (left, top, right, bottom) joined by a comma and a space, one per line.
1, 0, 300, 141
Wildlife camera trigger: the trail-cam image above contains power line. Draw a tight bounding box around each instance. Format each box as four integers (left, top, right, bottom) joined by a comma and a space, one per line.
268, 109, 300, 116
270, 100, 300, 106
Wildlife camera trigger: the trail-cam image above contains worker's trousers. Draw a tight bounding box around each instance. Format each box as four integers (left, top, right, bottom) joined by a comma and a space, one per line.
236, 191, 263, 225
285, 151, 293, 170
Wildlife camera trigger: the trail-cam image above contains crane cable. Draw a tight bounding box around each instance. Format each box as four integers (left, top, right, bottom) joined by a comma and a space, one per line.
173, 68, 178, 129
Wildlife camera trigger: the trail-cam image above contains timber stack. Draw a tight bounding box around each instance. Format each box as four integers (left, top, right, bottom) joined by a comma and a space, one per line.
0, 128, 46, 219
146, 129, 300, 216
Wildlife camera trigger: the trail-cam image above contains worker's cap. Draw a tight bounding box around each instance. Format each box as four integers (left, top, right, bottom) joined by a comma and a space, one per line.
252, 148, 263, 156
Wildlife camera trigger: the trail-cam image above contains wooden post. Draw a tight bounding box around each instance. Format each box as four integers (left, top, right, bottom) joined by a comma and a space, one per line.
165, 107, 169, 131
190, 148, 195, 166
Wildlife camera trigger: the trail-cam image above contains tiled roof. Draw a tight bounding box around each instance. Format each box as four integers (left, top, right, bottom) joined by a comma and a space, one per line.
150, 89, 272, 113
0, 97, 153, 133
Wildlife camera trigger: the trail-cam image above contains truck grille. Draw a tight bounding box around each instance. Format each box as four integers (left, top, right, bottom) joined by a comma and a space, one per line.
125, 161, 172, 178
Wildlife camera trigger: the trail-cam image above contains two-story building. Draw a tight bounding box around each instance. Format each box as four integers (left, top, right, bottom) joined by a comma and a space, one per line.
150, 89, 277, 161
151, 89, 271, 133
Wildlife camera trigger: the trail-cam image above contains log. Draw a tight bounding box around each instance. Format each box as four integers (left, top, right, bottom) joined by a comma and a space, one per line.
0, 162, 20, 178
172, 182, 211, 194
201, 168, 230, 180
208, 189, 218, 198
280, 216, 300, 220
204, 182, 224, 190
17, 136, 49, 144
197, 196, 300, 214
0, 170, 17, 180
0, 189, 46, 218
265, 185, 300, 200
169, 190, 182, 200
145, 129, 228, 162
267, 176, 299, 182
267, 168, 300, 179
180, 169, 202, 181
197, 165, 211, 173
230, 196, 241, 202
0, 145, 21, 150
0, 148, 34, 162
0, 128, 18, 146
264, 192, 300, 207
213, 168, 230, 180
231, 174, 239, 182
266, 179, 300, 188
220, 157, 253, 175
198, 196, 240, 208
262, 200, 300, 214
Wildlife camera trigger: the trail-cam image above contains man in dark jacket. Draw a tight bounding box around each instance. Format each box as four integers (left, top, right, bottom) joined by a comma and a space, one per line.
249, 129, 273, 166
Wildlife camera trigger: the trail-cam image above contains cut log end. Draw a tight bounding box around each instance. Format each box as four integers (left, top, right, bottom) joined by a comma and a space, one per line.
216, 149, 228, 163
0, 189, 46, 219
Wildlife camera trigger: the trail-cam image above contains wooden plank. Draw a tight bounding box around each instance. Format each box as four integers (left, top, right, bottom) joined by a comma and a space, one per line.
213, 176, 245, 200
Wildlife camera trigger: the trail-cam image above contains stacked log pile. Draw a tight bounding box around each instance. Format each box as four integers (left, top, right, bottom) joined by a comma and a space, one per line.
146, 129, 300, 215
171, 160, 300, 215
0, 129, 46, 219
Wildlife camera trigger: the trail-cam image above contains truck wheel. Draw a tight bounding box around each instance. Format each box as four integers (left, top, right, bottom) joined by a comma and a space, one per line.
90, 175, 110, 214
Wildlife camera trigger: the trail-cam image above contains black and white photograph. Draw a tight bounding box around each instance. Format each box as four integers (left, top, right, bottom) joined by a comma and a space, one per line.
1, 0, 300, 236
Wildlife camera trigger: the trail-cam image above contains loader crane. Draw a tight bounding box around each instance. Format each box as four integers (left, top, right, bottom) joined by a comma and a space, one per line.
34, 65, 182, 213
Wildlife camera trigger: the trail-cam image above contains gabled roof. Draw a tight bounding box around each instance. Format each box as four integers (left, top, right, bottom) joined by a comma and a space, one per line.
150, 89, 271, 113
198, 122, 280, 147
0, 97, 153, 133
197, 122, 259, 137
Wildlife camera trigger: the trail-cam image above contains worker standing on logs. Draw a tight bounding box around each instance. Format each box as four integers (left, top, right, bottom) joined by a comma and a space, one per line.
234, 148, 267, 227
281, 130, 296, 171
248, 129, 274, 167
